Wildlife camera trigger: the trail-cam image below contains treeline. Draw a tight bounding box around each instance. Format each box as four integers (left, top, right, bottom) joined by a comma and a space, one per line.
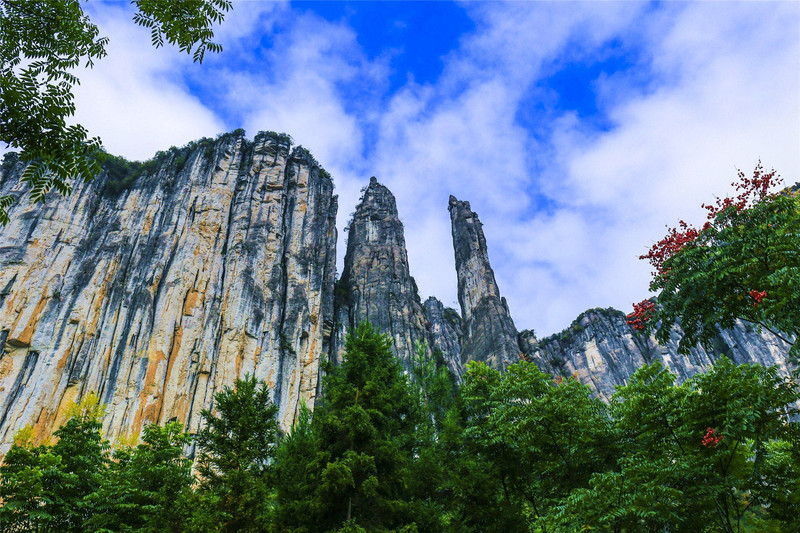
1, 322, 799, 532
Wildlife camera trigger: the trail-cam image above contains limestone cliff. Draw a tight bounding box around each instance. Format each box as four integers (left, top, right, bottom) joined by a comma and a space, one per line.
335, 177, 430, 369
448, 196, 519, 371
0, 131, 337, 453
518, 308, 794, 400
0, 133, 794, 456
423, 297, 464, 383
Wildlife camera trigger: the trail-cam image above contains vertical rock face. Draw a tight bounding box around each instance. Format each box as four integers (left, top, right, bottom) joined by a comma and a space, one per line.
336, 177, 429, 369
519, 308, 795, 401
448, 196, 519, 371
0, 128, 794, 456
0, 131, 337, 453
423, 297, 463, 383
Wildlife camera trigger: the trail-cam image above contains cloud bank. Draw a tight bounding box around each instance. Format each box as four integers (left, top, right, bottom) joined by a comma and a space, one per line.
63, 1, 800, 337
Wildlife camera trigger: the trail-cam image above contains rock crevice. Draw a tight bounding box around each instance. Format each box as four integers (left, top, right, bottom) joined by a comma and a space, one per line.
0, 132, 336, 453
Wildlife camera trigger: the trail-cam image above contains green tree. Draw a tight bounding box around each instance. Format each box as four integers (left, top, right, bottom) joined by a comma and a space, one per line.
190, 375, 279, 532
85, 421, 194, 532
630, 162, 800, 358
0, 0, 231, 224
553, 359, 800, 532
411, 341, 456, 440
42, 394, 109, 531
753, 433, 800, 529
0, 393, 109, 531
0, 426, 62, 532
276, 322, 420, 532
274, 403, 320, 532
439, 361, 528, 532
452, 361, 614, 532
405, 342, 459, 531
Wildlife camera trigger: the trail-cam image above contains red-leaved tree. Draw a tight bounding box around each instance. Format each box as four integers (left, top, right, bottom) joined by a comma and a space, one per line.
628, 162, 800, 359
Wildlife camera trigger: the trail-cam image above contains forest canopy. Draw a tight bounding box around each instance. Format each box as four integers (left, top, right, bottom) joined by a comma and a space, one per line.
1, 323, 798, 532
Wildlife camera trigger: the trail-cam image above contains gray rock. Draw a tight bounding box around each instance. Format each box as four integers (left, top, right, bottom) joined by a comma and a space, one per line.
0, 131, 337, 453
519, 307, 795, 400
335, 177, 430, 370
0, 131, 794, 457
423, 296, 463, 383
448, 196, 519, 371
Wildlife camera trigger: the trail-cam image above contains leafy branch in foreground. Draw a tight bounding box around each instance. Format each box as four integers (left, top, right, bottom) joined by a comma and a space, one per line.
0, 0, 231, 224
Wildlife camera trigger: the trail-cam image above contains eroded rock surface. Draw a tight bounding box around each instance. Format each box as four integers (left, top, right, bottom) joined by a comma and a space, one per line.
448, 196, 519, 371
519, 308, 794, 400
423, 297, 463, 383
335, 177, 430, 369
0, 136, 794, 457
0, 131, 337, 453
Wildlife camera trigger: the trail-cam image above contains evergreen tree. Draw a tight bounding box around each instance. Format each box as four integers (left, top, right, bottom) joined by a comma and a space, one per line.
274, 403, 320, 532
435, 363, 526, 532
190, 375, 279, 532
276, 322, 420, 532
406, 342, 459, 531
85, 421, 194, 532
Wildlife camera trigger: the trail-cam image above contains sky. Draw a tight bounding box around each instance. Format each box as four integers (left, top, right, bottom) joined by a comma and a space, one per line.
58, 0, 800, 338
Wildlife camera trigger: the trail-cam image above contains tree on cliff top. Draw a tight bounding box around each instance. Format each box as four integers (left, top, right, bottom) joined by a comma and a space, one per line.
628, 162, 800, 360
0, 0, 231, 224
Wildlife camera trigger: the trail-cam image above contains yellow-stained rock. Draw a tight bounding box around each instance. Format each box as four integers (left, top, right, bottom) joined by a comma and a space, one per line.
0, 132, 337, 455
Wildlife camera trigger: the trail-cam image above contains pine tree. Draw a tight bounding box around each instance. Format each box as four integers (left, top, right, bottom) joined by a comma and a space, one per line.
276, 322, 420, 532
190, 375, 279, 532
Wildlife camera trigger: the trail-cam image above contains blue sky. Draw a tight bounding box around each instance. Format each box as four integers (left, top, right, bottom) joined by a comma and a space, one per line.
66, 1, 799, 337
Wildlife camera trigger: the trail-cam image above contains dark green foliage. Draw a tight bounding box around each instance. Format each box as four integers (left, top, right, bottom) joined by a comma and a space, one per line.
552, 358, 799, 532
1, 151, 19, 177
0, 0, 107, 222
276, 322, 421, 532
0, 433, 62, 532
0, 403, 109, 532
451, 361, 616, 532
132, 0, 231, 63
101, 154, 146, 196
44, 411, 109, 531
412, 342, 456, 437
0, 0, 230, 223
191, 374, 280, 532
85, 422, 193, 532
1, 332, 798, 532
100, 136, 227, 196
333, 278, 353, 309
274, 403, 320, 531
256, 130, 292, 146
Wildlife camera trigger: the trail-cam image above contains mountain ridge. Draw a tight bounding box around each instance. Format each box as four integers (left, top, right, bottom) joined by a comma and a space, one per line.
0, 130, 793, 454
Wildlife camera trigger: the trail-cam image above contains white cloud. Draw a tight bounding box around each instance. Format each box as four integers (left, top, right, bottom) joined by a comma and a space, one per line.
72, 4, 226, 160
36, 0, 798, 340
509, 2, 800, 335
368, 1, 799, 336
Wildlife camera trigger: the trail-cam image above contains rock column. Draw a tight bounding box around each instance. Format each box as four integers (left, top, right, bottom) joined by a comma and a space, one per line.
335, 177, 430, 369
449, 196, 519, 371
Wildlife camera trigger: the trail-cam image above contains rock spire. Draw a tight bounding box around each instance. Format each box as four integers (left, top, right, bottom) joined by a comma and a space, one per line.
448, 196, 519, 371
336, 177, 430, 369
